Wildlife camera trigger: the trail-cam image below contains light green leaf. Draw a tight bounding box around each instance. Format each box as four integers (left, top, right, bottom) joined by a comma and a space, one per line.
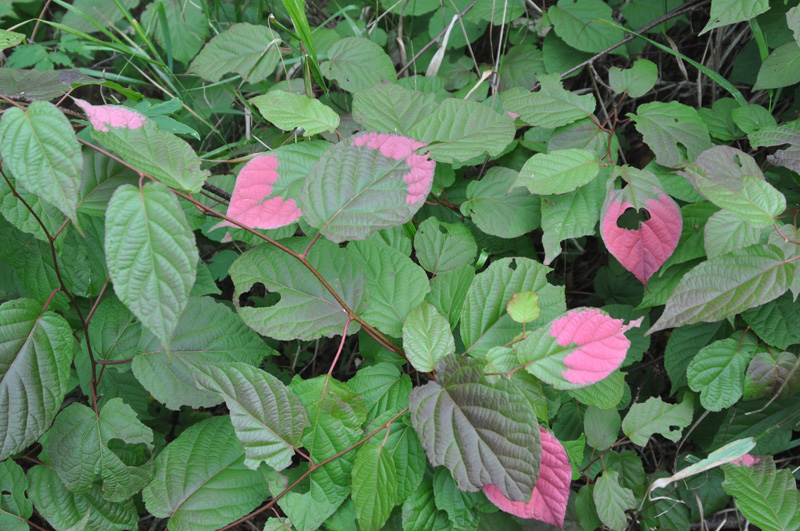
251, 91, 339, 137
789, 6, 800, 46
426, 264, 475, 329
230, 238, 365, 340
194, 362, 309, 471
499, 43, 545, 90
190, 23, 281, 82
0, 29, 25, 51
409, 355, 541, 501
499, 74, 596, 128
629, 101, 712, 168
722, 456, 800, 531
90, 120, 209, 193
0, 101, 82, 222
549, 0, 624, 53
548, 116, 619, 159
352, 82, 438, 135
755, 41, 800, 90
649, 245, 795, 334
701, 0, 769, 34
679, 146, 785, 227
731, 104, 776, 134
541, 172, 603, 265
705, 210, 763, 259
403, 301, 455, 373
461, 257, 565, 357
132, 296, 269, 410
584, 406, 620, 450
105, 182, 198, 349
0, 299, 74, 461
621, 395, 694, 446
413, 217, 477, 274
410, 98, 515, 163
321, 37, 397, 92
348, 240, 429, 337
28, 465, 137, 531
351, 442, 397, 531
0, 460, 32, 531
385, 422, 426, 503
687, 335, 757, 411
506, 291, 540, 324
141, 0, 209, 65
460, 167, 541, 239
514, 148, 600, 195
569, 370, 625, 409
609, 59, 658, 98
593, 471, 635, 531
48, 399, 153, 502
77, 148, 138, 217
142, 416, 268, 531
347, 363, 410, 424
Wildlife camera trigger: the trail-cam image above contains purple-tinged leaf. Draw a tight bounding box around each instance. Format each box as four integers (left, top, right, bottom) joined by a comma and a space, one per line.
408, 354, 541, 503
649, 245, 796, 334
601, 186, 682, 286
743, 351, 800, 400
300, 132, 435, 242
516, 308, 643, 389
483, 427, 571, 527
214, 155, 301, 230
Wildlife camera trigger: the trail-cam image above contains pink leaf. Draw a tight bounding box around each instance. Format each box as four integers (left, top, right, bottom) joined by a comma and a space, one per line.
731, 454, 760, 467
215, 155, 302, 230
551, 308, 643, 386
350, 132, 434, 204
484, 427, 571, 528
73, 98, 146, 132
601, 192, 682, 286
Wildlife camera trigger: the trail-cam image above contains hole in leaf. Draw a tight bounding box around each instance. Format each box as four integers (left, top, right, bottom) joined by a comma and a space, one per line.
676, 142, 689, 160
616, 207, 651, 230
107, 439, 150, 467
1, 490, 10, 496
238, 283, 281, 308
509, 258, 517, 271
438, 224, 449, 235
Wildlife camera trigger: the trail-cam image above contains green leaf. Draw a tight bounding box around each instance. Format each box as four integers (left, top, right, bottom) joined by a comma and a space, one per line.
679, 146, 785, 227
142, 416, 268, 531
711, 396, 800, 454
352, 82, 438, 135
0, 460, 32, 531
321, 37, 397, 92
498, 43, 545, 90
744, 350, 800, 400
460, 167, 541, 239
433, 467, 479, 529
105, 182, 198, 349
141, 0, 209, 65
701, 0, 769, 34
132, 296, 268, 410
0, 164, 66, 241
402, 301, 455, 373
621, 395, 694, 446
409, 355, 541, 502
385, 422, 426, 503
348, 239, 429, 337
514, 148, 600, 195
0, 29, 25, 51
351, 442, 397, 531
540, 172, 603, 265
251, 91, 339, 137
0, 101, 82, 222
549, 0, 624, 53
461, 257, 565, 357
194, 362, 309, 471
705, 210, 763, 259
90, 120, 209, 193
300, 133, 435, 243
426, 264, 475, 329
722, 456, 800, 531
410, 98, 515, 163
593, 471, 635, 531
687, 335, 758, 411
48, 399, 153, 502
61, 0, 140, 34
77, 148, 138, 217
584, 406, 621, 450
0, 299, 74, 461
413, 217, 477, 274
28, 465, 137, 531
402, 478, 451, 531
608, 59, 658, 98
506, 291, 540, 324
629, 101, 712, 168
499, 74, 596, 128
230, 238, 365, 340
347, 363, 410, 424
743, 292, 800, 349
569, 370, 625, 410
485, 346, 549, 422
649, 245, 795, 334
189, 23, 281, 82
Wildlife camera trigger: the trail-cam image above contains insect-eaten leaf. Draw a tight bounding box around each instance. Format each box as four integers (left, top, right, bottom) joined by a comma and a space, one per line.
483, 427, 571, 527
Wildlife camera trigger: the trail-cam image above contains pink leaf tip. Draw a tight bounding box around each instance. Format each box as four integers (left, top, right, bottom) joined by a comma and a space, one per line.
214, 154, 301, 231
550, 309, 643, 386
484, 427, 571, 527
74, 98, 146, 132
601, 193, 682, 285
350, 132, 435, 204
731, 454, 759, 467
